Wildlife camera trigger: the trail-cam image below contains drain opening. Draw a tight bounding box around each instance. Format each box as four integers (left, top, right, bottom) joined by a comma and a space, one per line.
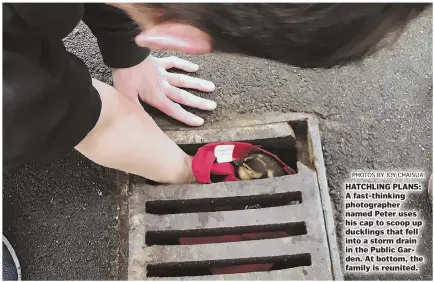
135, 131, 299, 186
181, 135, 297, 171
145, 191, 302, 214
146, 253, 312, 277
146, 222, 307, 246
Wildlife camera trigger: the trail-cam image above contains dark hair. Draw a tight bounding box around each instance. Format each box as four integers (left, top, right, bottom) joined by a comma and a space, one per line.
138, 3, 430, 68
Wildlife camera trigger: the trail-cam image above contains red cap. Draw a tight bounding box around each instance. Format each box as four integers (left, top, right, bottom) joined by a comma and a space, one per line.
192, 142, 295, 184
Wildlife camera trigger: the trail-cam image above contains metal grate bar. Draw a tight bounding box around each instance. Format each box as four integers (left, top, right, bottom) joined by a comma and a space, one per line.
131, 165, 314, 202
138, 205, 309, 231
145, 237, 322, 263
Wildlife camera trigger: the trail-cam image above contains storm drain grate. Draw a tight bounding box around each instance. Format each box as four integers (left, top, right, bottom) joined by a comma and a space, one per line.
127, 113, 342, 280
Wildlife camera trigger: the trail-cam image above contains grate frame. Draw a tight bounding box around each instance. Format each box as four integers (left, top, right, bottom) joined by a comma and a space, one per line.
127, 113, 343, 281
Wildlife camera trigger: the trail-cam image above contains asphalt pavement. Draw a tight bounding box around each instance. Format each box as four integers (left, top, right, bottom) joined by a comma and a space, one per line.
3, 11, 432, 280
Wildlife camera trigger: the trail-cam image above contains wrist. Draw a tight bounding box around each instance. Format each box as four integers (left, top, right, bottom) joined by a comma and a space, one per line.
112, 53, 152, 73
182, 155, 197, 184
99, 37, 150, 69
162, 154, 196, 184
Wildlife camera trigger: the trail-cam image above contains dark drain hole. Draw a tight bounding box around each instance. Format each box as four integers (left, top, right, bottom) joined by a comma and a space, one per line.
145, 191, 302, 214
146, 253, 312, 277
138, 134, 300, 186
146, 222, 307, 246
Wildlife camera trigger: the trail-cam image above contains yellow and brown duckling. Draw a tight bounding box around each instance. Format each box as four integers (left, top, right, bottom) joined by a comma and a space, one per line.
234, 153, 287, 180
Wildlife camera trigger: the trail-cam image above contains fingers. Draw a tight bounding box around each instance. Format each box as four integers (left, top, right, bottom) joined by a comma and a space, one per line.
166, 86, 217, 111
156, 56, 199, 72
152, 97, 205, 127
166, 72, 215, 93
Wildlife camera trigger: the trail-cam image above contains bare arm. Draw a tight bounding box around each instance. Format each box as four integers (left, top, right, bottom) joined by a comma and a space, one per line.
75, 79, 196, 184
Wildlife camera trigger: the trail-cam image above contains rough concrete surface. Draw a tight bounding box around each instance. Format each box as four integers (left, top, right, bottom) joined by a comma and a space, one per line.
2, 152, 120, 280
2, 9, 432, 281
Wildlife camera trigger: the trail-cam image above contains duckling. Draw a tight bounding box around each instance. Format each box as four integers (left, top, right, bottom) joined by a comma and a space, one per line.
234, 153, 287, 180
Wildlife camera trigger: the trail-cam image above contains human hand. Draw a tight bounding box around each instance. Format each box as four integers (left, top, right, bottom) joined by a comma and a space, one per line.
75, 79, 196, 184
112, 54, 216, 126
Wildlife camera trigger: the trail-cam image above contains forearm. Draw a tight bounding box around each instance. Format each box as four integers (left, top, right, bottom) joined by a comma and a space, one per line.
75, 79, 195, 184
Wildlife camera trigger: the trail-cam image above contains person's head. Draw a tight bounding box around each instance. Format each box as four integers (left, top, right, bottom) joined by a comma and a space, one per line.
115, 3, 430, 68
